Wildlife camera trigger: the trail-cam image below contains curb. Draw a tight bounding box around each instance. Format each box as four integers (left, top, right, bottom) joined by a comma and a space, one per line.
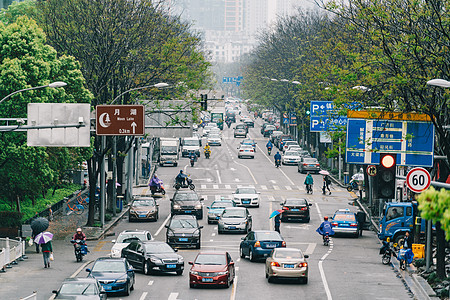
86, 206, 130, 241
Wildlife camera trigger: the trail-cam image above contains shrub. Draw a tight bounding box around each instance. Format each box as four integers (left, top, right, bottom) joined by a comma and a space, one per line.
413, 258, 426, 268
0, 211, 23, 227
105, 214, 112, 222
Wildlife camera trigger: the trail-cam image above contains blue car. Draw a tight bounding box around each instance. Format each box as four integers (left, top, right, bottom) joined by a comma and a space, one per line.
207, 198, 236, 224
331, 209, 359, 237
239, 230, 286, 261
86, 257, 135, 296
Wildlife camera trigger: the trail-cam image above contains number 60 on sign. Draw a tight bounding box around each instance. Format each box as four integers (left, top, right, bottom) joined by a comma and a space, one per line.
406, 167, 431, 193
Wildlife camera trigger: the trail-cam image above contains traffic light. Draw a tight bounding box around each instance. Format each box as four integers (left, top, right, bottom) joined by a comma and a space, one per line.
200, 94, 208, 111
376, 153, 396, 199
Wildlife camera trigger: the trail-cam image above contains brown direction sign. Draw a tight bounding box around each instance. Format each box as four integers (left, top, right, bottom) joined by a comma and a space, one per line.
367, 165, 377, 177
96, 105, 145, 136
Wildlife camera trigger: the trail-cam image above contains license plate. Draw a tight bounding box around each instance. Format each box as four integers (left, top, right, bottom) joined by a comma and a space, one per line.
340, 223, 349, 227
166, 264, 176, 269
202, 278, 214, 282
103, 286, 112, 290
289, 160, 295, 163
179, 238, 188, 242
309, 165, 314, 167
291, 209, 299, 212
184, 210, 192, 213
284, 264, 295, 268
228, 226, 236, 230
166, 161, 172, 164
265, 243, 276, 248
139, 214, 147, 218
243, 201, 250, 204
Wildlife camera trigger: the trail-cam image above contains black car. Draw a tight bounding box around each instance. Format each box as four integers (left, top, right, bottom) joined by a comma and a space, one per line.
121, 240, 184, 275
166, 215, 203, 249
171, 190, 204, 219
243, 119, 254, 128
52, 278, 106, 299
86, 257, 135, 296
280, 198, 312, 222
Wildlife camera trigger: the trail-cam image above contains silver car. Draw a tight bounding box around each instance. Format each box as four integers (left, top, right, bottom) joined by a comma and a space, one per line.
297, 157, 320, 174
218, 207, 252, 234
232, 186, 260, 207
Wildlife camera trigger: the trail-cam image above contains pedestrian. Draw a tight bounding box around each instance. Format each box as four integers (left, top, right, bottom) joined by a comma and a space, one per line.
323, 175, 331, 195
403, 231, 412, 249
274, 214, 281, 233
41, 240, 53, 268
31, 228, 40, 253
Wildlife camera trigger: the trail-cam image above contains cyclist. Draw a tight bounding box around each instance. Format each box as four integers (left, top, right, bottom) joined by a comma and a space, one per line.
304, 172, 314, 194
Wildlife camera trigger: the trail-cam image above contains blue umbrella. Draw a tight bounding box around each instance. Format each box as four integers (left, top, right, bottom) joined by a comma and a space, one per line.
269, 210, 284, 219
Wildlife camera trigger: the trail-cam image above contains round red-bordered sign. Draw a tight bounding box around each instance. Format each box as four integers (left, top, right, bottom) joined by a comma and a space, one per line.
406, 167, 431, 193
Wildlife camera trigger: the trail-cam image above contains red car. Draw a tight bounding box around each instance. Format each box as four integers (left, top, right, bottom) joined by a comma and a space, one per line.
189, 251, 235, 288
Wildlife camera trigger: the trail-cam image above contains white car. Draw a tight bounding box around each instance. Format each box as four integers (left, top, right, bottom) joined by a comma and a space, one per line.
282, 150, 302, 165
203, 125, 215, 137
207, 133, 222, 146
283, 141, 300, 153
209, 127, 222, 137
110, 229, 153, 258
232, 186, 260, 207
237, 145, 255, 159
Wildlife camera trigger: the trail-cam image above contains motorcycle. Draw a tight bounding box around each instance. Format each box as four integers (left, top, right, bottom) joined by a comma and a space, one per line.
275, 159, 281, 168
323, 233, 330, 246
71, 240, 88, 262
204, 149, 211, 159
150, 184, 166, 195
397, 247, 413, 270
380, 240, 397, 265
190, 156, 195, 167
226, 120, 232, 128
267, 147, 272, 155
174, 177, 195, 190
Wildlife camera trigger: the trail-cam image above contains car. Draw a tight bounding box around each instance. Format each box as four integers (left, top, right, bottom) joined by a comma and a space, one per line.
203, 124, 216, 137
282, 150, 302, 165
121, 240, 184, 275
240, 230, 286, 261
234, 124, 247, 137
240, 138, 257, 151
218, 207, 252, 234
110, 229, 153, 258
237, 144, 255, 158
280, 198, 312, 222
286, 145, 302, 152
270, 131, 284, 143
129, 196, 159, 222
209, 127, 222, 136
86, 257, 135, 296
297, 157, 320, 173
170, 189, 204, 219
232, 186, 260, 207
265, 248, 309, 284
165, 215, 203, 249
282, 141, 300, 153
189, 251, 235, 288
260, 122, 271, 134
276, 135, 292, 149
263, 125, 276, 137
331, 209, 359, 237
207, 198, 237, 224
243, 118, 254, 128
52, 278, 106, 299
207, 133, 222, 146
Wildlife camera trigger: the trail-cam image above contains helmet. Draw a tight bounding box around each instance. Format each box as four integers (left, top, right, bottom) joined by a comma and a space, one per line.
180, 170, 183, 173
76, 228, 82, 232
324, 216, 328, 221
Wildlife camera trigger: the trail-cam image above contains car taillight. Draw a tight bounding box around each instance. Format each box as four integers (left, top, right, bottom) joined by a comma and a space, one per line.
281, 241, 286, 247
271, 262, 280, 267
331, 222, 338, 226
299, 262, 308, 268
250, 150, 254, 152
350, 223, 358, 227
254, 241, 261, 247
316, 164, 320, 166
301, 207, 307, 211
303, 163, 307, 166
282, 207, 289, 210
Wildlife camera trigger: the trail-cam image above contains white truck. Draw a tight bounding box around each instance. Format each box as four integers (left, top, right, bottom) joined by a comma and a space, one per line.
159, 138, 180, 166
181, 137, 201, 157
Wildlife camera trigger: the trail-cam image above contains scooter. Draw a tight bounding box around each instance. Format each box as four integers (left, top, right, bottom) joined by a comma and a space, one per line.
150, 184, 166, 195
267, 147, 272, 155
190, 156, 195, 167
204, 149, 211, 159
174, 177, 195, 190
380, 240, 397, 265
71, 240, 88, 262
275, 159, 281, 168
323, 233, 330, 246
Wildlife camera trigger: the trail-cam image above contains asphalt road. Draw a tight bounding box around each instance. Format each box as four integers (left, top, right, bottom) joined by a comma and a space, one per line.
0, 113, 413, 300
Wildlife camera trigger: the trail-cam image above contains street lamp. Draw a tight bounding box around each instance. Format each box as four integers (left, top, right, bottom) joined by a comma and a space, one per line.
0, 81, 67, 105
109, 82, 169, 104
427, 78, 450, 88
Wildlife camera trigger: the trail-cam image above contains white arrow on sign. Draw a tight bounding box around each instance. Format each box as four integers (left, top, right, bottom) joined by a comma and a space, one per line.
131, 122, 137, 134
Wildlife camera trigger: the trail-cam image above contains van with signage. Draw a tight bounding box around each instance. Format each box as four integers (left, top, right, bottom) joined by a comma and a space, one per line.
181, 137, 201, 157
159, 138, 179, 167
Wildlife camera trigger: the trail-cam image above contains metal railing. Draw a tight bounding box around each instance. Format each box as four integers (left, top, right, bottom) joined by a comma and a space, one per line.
0, 237, 26, 272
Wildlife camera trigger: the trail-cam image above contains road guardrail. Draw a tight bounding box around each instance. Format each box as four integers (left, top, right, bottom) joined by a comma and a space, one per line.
0, 237, 26, 272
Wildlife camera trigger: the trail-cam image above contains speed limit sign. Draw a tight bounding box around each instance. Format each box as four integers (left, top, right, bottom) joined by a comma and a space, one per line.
406, 167, 431, 193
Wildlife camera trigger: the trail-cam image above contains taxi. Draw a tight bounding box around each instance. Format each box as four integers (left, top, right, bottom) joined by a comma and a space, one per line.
330, 209, 359, 237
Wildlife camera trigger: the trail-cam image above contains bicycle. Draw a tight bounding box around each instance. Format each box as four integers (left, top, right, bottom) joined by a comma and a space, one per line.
66, 200, 85, 215
76, 191, 89, 207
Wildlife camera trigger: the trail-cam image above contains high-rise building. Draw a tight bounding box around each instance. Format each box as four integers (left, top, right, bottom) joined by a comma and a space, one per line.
224, 0, 244, 32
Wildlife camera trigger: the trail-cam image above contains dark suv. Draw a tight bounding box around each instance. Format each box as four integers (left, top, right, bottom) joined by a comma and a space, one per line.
171, 190, 204, 219
280, 198, 312, 222
166, 215, 203, 249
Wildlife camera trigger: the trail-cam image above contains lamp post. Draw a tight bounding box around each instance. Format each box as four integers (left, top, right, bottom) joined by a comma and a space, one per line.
0, 81, 67, 106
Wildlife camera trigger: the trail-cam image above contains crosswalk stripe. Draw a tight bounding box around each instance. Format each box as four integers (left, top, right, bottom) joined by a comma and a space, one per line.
261, 185, 268, 190
215, 195, 221, 201
225, 184, 231, 189
273, 185, 280, 190
201, 184, 207, 189
268, 195, 275, 202
213, 184, 219, 189
285, 186, 292, 190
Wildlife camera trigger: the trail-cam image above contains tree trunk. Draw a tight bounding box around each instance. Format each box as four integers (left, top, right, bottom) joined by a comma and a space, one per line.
15, 195, 21, 213
86, 157, 97, 227
435, 221, 446, 279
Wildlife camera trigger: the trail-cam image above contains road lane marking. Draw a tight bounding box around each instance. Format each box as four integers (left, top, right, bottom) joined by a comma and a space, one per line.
70, 260, 93, 278
315, 202, 333, 300
226, 141, 257, 184
212, 233, 216, 236
230, 275, 238, 300
201, 184, 207, 189
168, 293, 179, 300
285, 186, 292, 190
234, 178, 240, 182
148, 280, 154, 285
213, 184, 219, 189
210, 239, 214, 241
155, 213, 171, 237
261, 185, 267, 190
140, 292, 148, 300
225, 184, 231, 189
270, 180, 276, 184
273, 185, 280, 190
216, 170, 222, 184
215, 195, 221, 200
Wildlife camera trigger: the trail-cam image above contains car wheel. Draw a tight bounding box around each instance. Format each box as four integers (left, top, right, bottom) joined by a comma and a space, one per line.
196, 241, 201, 249
218, 229, 223, 234
238, 155, 241, 159
176, 270, 183, 275
190, 282, 196, 288
143, 260, 151, 275
239, 247, 245, 258
265, 271, 268, 278
249, 249, 256, 262
302, 277, 308, 284
124, 283, 131, 296
225, 276, 231, 288
198, 213, 203, 220
268, 276, 274, 283
174, 163, 178, 167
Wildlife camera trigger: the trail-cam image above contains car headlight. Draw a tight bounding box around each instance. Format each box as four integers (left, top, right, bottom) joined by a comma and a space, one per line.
173, 204, 181, 209
178, 256, 184, 263
193, 230, 200, 237
115, 279, 127, 283
190, 270, 199, 275
111, 249, 120, 256
234, 198, 240, 202
195, 204, 202, 209
167, 231, 175, 237
253, 198, 258, 201
150, 257, 161, 263
217, 271, 228, 275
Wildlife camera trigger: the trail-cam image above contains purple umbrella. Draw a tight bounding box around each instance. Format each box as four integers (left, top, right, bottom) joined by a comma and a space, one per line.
34, 231, 53, 244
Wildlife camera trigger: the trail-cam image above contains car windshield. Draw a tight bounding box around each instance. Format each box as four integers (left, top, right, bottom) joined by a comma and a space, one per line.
274, 249, 303, 259
92, 261, 126, 272
170, 218, 197, 228
133, 199, 155, 207
222, 209, 246, 218
208, 134, 220, 139
194, 254, 226, 265
265, 125, 276, 130
285, 199, 307, 206
255, 231, 282, 240
183, 139, 199, 146
59, 282, 97, 295
304, 158, 318, 163
235, 188, 256, 194
174, 193, 198, 201
333, 214, 356, 221
144, 243, 174, 253
211, 201, 234, 208
117, 233, 147, 243
161, 146, 177, 155
285, 151, 298, 157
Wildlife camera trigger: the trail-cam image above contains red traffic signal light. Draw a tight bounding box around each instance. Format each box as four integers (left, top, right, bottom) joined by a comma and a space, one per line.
381, 154, 395, 168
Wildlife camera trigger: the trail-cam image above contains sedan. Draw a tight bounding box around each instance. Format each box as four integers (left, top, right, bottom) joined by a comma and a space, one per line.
52, 278, 106, 299
218, 207, 252, 234
263, 125, 276, 137
240, 230, 286, 261
282, 150, 302, 165
270, 131, 284, 143
240, 139, 257, 151
207, 198, 236, 224
265, 248, 309, 284
121, 240, 184, 275
282, 141, 300, 153
297, 157, 320, 173
86, 257, 135, 296
207, 133, 222, 146
237, 145, 255, 159
110, 229, 153, 258
189, 252, 235, 288
232, 186, 260, 207
331, 210, 359, 237
171, 189, 204, 220
242, 118, 254, 128
280, 198, 312, 222
129, 196, 159, 222
166, 215, 203, 249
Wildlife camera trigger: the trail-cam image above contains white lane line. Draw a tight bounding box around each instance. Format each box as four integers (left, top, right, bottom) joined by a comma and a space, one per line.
210, 239, 214, 242
148, 280, 154, 285
216, 170, 222, 184
212, 233, 216, 236
270, 180, 276, 184
70, 260, 93, 278
168, 293, 179, 300
140, 292, 148, 300
201, 184, 207, 189
273, 185, 280, 190
230, 275, 238, 300
268, 195, 275, 202
213, 184, 219, 189
226, 141, 258, 184
261, 185, 267, 190
285, 186, 292, 190
155, 213, 171, 237
234, 178, 241, 182
225, 184, 231, 189
315, 202, 333, 300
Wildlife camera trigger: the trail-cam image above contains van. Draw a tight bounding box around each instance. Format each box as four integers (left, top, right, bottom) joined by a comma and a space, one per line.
159, 138, 179, 166
181, 137, 201, 157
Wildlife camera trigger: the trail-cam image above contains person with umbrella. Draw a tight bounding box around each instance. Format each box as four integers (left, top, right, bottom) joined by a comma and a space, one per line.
321, 174, 331, 195
31, 217, 49, 254
270, 210, 284, 234
34, 232, 53, 268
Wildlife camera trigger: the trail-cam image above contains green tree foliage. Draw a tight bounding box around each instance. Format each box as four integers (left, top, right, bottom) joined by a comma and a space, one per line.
417, 187, 450, 239
0, 0, 37, 25
0, 16, 93, 212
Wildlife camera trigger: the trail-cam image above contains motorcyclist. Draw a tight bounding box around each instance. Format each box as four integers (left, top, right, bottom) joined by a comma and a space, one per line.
266, 140, 273, 153
274, 151, 282, 166
304, 172, 314, 194
204, 143, 211, 154
316, 216, 335, 241
149, 174, 163, 192
226, 119, 232, 128
73, 228, 86, 241
176, 170, 187, 185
